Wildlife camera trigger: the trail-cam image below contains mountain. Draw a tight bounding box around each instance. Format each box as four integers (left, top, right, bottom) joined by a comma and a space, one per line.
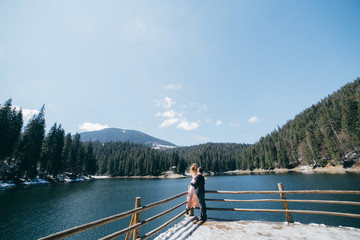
79, 128, 177, 149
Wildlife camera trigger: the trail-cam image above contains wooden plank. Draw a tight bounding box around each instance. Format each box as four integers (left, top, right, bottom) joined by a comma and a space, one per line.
206, 190, 360, 195
133, 197, 141, 240
278, 183, 294, 223
207, 207, 360, 218
206, 198, 360, 206
125, 215, 135, 240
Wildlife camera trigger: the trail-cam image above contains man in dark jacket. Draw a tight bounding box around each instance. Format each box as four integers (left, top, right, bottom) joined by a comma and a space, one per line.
191, 167, 207, 222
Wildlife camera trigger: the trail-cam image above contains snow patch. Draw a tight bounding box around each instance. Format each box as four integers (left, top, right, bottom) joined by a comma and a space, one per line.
152, 143, 177, 150
91, 175, 110, 179
0, 181, 16, 189
21, 178, 49, 185
155, 218, 360, 240
300, 166, 313, 174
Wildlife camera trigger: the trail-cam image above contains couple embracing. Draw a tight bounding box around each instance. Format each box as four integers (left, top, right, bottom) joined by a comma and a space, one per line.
186, 163, 207, 222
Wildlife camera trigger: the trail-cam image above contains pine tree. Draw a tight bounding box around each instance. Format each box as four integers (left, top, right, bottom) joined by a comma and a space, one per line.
62, 133, 72, 173
40, 123, 65, 177
84, 141, 97, 175
16, 105, 46, 179
177, 157, 186, 175
69, 133, 84, 175
0, 99, 23, 161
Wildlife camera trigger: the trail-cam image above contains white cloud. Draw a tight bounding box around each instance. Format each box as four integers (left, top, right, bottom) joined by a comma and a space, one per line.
156, 110, 183, 128
164, 97, 175, 108
156, 96, 175, 109
216, 120, 222, 126
22, 108, 40, 120
198, 104, 208, 113
160, 118, 180, 128
177, 119, 199, 131
13, 106, 40, 123
166, 83, 182, 90
248, 116, 259, 123
154, 97, 200, 131
179, 102, 195, 108
155, 110, 178, 118
79, 122, 110, 131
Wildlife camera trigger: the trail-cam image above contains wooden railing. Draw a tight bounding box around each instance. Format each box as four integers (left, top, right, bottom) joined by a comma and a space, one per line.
38, 191, 188, 240
206, 183, 360, 222
39, 183, 360, 240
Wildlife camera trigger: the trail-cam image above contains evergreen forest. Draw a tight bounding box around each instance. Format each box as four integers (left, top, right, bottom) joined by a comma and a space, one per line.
1, 78, 359, 181
239, 78, 360, 170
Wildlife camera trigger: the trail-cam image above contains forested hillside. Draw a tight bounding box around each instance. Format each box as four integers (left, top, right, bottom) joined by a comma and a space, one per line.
173, 143, 250, 172
1, 78, 359, 181
239, 78, 360, 170
92, 141, 186, 176
92, 142, 249, 176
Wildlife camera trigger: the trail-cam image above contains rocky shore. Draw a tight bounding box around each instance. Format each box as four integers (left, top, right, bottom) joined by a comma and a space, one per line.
224, 163, 360, 175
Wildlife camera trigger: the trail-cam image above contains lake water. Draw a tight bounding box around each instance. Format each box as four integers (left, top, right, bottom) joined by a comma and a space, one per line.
1, 173, 360, 240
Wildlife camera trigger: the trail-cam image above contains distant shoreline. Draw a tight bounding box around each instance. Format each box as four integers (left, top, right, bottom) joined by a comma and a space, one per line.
224, 164, 360, 175
92, 164, 360, 180
92, 173, 191, 180
91, 173, 188, 180
2, 165, 359, 189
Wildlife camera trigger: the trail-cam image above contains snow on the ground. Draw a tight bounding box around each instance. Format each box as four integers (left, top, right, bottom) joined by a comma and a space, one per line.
0, 182, 16, 189
22, 178, 49, 185
91, 175, 110, 179
155, 217, 360, 240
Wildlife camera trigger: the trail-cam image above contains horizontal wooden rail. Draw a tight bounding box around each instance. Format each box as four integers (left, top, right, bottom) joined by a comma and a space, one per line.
39, 191, 187, 240
99, 201, 187, 240
206, 198, 360, 206
138, 210, 188, 240
206, 190, 360, 195
207, 207, 360, 218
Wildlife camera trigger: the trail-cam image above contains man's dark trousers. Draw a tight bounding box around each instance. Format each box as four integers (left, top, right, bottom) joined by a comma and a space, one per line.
197, 193, 207, 221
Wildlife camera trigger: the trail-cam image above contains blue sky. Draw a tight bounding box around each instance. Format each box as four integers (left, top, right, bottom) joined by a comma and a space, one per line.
0, 0, 359, 146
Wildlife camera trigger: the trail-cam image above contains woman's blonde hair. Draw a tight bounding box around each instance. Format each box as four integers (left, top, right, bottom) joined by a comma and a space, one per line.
190, 163, 198, 175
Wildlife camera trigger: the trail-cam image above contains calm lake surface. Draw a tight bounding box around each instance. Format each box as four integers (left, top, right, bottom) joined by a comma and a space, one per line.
1, 173, 360, 240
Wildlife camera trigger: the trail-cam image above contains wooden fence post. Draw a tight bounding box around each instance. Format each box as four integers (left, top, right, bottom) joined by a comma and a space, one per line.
125, 197, 142, 240
187, 185, 194, 216
278, 183, 294, 223
133, 197, 141, 240
125, 214, 135, 240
